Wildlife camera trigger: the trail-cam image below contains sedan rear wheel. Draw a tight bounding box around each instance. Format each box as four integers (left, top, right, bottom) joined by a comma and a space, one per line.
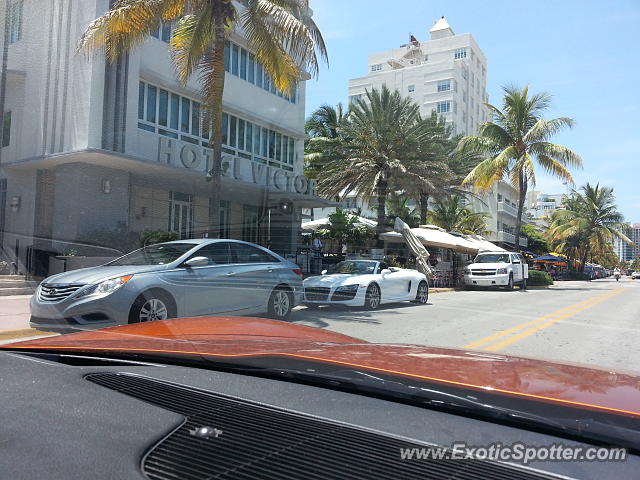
364, 284, 381, 310
268, 287, 293, 320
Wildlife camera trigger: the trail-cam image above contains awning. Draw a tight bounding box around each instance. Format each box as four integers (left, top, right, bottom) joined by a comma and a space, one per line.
380, 225, 478, 253
455, 234, 505, 252
301, 215, 377, 231
532, 254, 568, 264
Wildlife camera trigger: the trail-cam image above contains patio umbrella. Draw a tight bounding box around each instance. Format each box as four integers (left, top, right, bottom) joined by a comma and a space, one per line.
532, 254, 568, 264
301, 216, 377, 231
393, 217, 433, 279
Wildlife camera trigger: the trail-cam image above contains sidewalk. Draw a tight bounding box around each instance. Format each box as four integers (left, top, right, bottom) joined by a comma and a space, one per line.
0, 295, 32, 330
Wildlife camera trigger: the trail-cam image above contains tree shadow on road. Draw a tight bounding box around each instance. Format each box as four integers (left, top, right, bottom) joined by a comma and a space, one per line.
289, 302, 433, 329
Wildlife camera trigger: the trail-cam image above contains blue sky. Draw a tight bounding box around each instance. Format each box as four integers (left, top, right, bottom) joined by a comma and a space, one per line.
305, 0, 640, 221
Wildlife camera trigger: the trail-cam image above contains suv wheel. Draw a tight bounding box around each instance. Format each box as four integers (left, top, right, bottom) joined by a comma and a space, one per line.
505, 273, 514, 291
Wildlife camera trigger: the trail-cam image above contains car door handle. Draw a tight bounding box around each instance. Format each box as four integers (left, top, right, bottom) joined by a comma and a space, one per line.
226, 272, 236, 276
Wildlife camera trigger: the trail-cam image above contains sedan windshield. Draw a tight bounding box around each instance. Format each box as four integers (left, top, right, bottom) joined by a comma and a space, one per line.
108, 244, 195, 266
475, 254, 510, 263
327, 261, 377, 275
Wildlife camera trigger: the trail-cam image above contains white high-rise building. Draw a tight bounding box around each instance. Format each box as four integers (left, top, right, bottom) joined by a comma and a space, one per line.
526, 191, 567, 227
348, 17, 489, 136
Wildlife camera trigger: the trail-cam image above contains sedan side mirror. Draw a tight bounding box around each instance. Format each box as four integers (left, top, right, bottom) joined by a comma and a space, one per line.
321, 269, 327, 275
184, 256, 209, 268
381, 269, 391, 275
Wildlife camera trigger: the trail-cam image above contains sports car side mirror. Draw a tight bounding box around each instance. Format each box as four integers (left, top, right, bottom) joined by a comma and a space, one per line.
321, 269, 327, 275
381, 269, 391, 275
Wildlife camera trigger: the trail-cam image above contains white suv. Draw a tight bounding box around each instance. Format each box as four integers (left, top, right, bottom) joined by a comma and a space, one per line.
632, 271, 640, 280
464, 251, 529, 290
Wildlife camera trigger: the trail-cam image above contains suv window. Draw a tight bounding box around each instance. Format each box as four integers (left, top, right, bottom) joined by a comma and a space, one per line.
231, 243, 278, 264
192, 242, 232, 265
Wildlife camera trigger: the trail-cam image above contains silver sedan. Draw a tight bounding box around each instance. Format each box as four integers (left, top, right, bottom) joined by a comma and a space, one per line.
30, 239, 303, 331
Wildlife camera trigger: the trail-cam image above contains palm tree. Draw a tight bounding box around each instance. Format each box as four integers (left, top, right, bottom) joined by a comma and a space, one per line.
459, 85, 582, 250
318, 86, 453, 244
79, 0, 327, 237
546, 183, 632, 272
427, 195, 489, 235
304, 102, 348, 179
385, 194, 419, 228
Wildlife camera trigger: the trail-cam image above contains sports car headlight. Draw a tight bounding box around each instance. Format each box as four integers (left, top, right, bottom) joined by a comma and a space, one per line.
335, 284, 359, 293
496, 268, 508, 274
76, 275, 133, 298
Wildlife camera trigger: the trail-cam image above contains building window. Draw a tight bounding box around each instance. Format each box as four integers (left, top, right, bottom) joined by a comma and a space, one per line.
471, 72, 475, 87
212, 199, 230, 238
150, 20, 172, 42
461, 67, 468, 80
408, 85, 415, 93
169, 192, 193, 239
242, 205, 260, 243
437, 79, 451, 92
370, 63, 383, 72
454, 48, 467, 59
9, 1, 23, 44
138, 80, 296, 169
2, 112, 11, 147
436, 101, 451, 114
222, 40, 296, 103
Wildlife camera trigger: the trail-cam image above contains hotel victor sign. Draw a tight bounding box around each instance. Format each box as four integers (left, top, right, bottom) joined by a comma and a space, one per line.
157, 137, 317, 196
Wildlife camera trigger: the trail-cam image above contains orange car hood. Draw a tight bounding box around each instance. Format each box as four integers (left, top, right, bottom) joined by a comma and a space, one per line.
4, 316, 640, 418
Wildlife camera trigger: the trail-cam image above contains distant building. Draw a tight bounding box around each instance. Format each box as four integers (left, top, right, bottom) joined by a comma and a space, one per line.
526, 191, 567, 227
347, 17, 489, 136
614, 223, 640, 262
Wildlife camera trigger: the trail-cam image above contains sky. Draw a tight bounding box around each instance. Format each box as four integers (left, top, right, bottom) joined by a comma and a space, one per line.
304, 0, 640, 222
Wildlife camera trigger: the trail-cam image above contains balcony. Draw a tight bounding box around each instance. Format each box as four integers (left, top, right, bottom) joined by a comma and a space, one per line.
497, 201, 518, 217
495, 231, 528, 247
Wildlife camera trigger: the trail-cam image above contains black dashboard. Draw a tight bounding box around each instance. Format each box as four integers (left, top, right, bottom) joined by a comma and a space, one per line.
1, 350, 636, 479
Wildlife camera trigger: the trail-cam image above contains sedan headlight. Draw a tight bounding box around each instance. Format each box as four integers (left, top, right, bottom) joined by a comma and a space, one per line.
76, 275, 133, 298
496, 268, 508, 274
335, 284, 359, 293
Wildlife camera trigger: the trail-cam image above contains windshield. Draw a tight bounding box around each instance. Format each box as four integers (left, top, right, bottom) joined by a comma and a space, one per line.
108, 244, 195, 266
474, 254, 510, 264
2, 0, 639, 464
326, 261, 377, 275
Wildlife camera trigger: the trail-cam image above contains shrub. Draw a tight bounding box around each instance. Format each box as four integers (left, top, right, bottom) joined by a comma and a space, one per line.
528, 270, 553, 286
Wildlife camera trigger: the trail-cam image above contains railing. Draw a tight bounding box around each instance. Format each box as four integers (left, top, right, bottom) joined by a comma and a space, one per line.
497, 201, 518, 216
495, 231, 528, 247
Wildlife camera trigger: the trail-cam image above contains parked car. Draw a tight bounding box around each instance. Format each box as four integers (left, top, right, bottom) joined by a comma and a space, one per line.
303, 260, 428, 309
30, 239, 304, 331
632, 271, 640, 280
464, 251, 529, 290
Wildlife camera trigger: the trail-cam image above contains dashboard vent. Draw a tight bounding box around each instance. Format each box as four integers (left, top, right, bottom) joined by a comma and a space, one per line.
86, 373, 567, 480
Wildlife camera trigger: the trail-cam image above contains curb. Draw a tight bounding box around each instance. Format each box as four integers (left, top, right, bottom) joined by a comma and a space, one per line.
0, 328, 56, 341
430, 288, 455, 293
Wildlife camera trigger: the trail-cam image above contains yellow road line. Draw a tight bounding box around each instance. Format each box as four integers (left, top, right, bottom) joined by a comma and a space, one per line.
463, 293, 607, 350
484, 288, 624, 351
0, 328, 57, 341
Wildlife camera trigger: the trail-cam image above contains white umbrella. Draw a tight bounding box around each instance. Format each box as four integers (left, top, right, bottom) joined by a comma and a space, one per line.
301, 216, 377, 231
393, 218, 433, 279
380, 225, 477, 253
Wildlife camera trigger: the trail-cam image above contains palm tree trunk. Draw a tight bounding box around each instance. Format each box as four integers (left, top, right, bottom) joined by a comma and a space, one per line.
514, 171, 527, 252
375, 174, 388, 248
419, 192, 429, 225
207, 18, 227, 239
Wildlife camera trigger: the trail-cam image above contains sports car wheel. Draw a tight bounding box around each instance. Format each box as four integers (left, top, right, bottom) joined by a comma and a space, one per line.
414, 280, 429, 304
364, 284, 381, 310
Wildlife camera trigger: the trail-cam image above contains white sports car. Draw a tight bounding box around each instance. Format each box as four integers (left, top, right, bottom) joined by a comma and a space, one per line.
303, 260, 429, 309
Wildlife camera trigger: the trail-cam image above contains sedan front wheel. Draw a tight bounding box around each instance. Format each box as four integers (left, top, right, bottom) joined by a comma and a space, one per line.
129, 290, 176, 324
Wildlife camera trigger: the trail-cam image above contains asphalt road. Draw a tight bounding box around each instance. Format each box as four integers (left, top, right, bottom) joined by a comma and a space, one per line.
290, 278, 640, 373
